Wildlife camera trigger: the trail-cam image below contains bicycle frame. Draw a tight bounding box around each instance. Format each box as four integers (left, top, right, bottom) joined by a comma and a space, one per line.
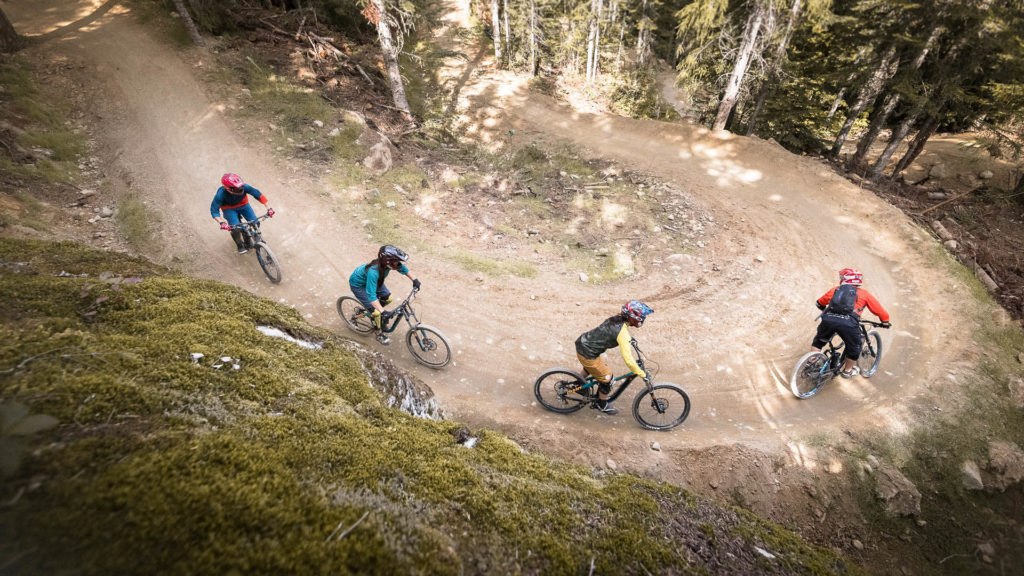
230, 213, 272, 247
815, 320, 883, 377
569, 339, 652, 402
378, 288, 423, 334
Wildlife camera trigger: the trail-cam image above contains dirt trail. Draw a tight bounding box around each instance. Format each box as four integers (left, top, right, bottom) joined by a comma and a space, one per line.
7, 0, 980, 478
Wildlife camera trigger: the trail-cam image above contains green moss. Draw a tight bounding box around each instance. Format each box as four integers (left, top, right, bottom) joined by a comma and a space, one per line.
115, 193, 151, 248
0, 239, 857, 575
446, 249, 537, 278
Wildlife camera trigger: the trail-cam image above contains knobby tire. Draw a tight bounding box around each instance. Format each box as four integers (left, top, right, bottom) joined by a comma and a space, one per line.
791, 352, 829, 399
534, 369, 590, 414
632, 384, 690, 430
336, 296, 375, 334
857, 330, 883, 378
254, 242, 282, 284
405, 324, 452, 369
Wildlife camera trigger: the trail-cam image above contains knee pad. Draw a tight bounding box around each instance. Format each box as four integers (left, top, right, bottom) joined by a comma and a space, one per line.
380, 295, 393, 306
598, 378, 612, 395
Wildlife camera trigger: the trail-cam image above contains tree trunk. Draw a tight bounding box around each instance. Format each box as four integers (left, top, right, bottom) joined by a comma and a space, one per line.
745, 0, 803, 135
171, 0, 205, 46
893, 115, 939, 176
0, 7, 22, 53
636, 0, 648, 66
503, 0, 511, 62
371, 0, 412, 120
529, 0, 537, 75
713, 3, 765, 131
615, 22, 624, 73
489, 0, 501, 63
850, 26, 941, 167
829, 44, 897, 157
850, 91, 900, 167
826, 46, 869, 120
586, 0, 602, 82
868, 111, 918, 180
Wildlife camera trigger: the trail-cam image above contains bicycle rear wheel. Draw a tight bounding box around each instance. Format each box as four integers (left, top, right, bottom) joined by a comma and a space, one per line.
791, 352, 829, 398
336, 296, 375, 334
857, 330, 883, 378
534, 369, 590, 413
254, 243, 282, 284
632, 384, 690, 430
406, 324, 452, 369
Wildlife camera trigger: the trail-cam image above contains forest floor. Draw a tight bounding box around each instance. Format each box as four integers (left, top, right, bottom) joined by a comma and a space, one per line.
2, 0, 1023, 573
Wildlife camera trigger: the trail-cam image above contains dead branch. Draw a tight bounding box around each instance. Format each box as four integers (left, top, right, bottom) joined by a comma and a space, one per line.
921, 188, 978, 214
336, 511, 370, 540
0, 347, 75, 375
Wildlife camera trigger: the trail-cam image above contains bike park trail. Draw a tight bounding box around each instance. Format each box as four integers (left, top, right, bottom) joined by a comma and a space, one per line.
8, 0, 983, 478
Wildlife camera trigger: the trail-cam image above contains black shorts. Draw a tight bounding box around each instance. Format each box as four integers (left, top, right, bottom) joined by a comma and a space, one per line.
812, 314, 862, 360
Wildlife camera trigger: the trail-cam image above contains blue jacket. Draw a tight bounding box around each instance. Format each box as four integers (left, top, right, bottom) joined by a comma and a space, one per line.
210, 184, 267, 218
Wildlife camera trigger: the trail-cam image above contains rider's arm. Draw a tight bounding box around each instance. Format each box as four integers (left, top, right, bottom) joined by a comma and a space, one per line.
244, 184, 271, 211
365, 268, 383, 311
210, 192, 227, 224
816, 287, 836, 309
860, 289, 890, 322
616, 325, 646, 379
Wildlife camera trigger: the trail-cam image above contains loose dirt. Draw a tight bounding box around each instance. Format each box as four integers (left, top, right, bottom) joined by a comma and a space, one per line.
4, 0, 986, 526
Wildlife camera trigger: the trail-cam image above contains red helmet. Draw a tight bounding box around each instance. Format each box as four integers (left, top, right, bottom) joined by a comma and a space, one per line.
221, 173, 244, 193
622, 300, 654, 327
839, 268, 863, 285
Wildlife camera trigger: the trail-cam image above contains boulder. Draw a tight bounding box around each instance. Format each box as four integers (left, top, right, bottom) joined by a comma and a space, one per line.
961, 460, 984, 490
1009, 377, 1024, 409
875, 465, 921, 516
929, 163, 947, 179
988, 441, 1024, 491
979, 170, 994, 180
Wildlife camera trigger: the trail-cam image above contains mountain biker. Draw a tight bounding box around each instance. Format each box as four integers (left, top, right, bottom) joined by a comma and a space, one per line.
575, 301, 654, 415
210, 173, 275, 254
350, 245, 421, 345
812, 268, 891, 378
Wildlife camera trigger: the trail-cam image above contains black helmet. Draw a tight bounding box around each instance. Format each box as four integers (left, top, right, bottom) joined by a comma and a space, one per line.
378, 245, 408, 269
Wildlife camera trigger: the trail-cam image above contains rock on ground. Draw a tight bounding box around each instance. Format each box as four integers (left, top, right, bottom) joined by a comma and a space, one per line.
875, 465, 921, 517
988, 441, 1024, 491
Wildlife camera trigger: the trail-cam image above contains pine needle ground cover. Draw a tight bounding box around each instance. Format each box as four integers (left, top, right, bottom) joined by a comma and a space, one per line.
0, 239, 858, 575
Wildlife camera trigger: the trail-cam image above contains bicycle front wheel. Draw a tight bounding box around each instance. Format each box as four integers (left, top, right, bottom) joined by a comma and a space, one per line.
632, 384, 690, 430
336, 296, 375, 334
534, 369, 590, 413
254, 243, 282, 284
406, 324, 452, 369
791, 352, 829, 399
857, 330, 883, 378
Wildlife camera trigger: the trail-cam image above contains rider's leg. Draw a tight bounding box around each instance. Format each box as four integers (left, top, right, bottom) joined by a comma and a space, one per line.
222, 209, 246, 252
351, 284, 390, 344
237, 205, 258, 246
836, 320, 862, 376
577, 354, 615, 413
378, 287, 393, 307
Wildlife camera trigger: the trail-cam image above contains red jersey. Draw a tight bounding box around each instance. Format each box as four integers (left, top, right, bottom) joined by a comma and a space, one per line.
817, 286, 890, 322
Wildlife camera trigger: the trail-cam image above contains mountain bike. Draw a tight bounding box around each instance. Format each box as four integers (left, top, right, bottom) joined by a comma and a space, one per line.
336, 287, 452, 369
230, 213, 281, 284
790, 319, 888, 399
533, 339, 691, 430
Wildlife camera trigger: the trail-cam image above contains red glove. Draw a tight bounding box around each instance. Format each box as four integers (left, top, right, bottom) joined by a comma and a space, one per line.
219, 222, 230, 230
266, 208, 275, 218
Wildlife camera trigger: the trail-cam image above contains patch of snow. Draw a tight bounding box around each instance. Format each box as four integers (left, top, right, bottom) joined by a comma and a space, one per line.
755, 547, 776, 559
257, 326, 323, 350
461, 437, 479, 448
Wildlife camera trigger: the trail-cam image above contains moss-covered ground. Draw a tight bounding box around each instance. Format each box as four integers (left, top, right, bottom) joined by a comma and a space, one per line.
0, 239, 858, 575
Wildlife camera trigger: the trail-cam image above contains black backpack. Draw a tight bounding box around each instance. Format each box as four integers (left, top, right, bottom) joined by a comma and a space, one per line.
826, 284, 858, 316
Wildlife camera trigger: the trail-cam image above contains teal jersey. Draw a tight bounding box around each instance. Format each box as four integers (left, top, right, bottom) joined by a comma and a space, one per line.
349, 261, 409, 302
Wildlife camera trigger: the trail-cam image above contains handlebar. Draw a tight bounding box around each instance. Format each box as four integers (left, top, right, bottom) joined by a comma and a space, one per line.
227, 213, 273, 230
860, 320, 890, 328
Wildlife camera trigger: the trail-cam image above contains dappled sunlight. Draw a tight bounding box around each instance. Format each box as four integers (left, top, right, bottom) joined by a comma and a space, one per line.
704, 158, 764, 188
9, 0, 126, 39
769, 194, 783, 202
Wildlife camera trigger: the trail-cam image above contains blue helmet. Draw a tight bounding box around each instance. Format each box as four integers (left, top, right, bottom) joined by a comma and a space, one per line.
622, 300, 653, 326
